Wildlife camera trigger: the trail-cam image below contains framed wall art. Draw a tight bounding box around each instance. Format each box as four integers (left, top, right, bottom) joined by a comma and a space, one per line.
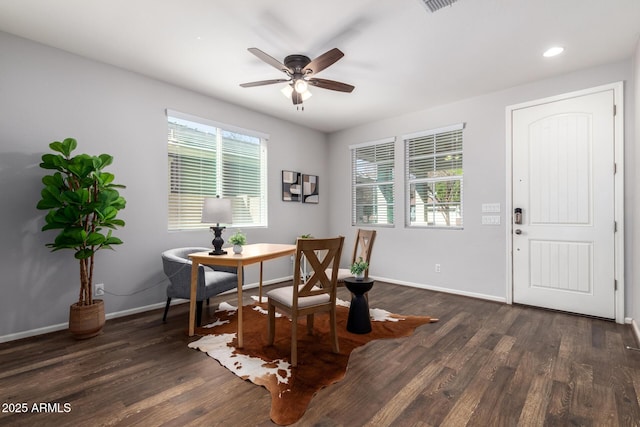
302, 174, 319, 204
282, 170, 301, 202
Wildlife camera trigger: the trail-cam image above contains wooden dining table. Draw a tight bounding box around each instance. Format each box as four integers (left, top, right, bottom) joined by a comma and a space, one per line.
188, 243, 296, 347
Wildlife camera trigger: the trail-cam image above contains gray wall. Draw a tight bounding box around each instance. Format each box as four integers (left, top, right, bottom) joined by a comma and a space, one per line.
1, 29, 638, 340
0, 32, 330, 339
327, 60, 636, 314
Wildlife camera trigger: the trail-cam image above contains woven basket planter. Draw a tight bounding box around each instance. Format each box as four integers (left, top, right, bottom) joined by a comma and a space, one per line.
69, 299, 105, 339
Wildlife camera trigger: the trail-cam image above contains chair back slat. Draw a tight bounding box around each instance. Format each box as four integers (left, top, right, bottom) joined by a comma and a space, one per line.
293, 237, 344, 298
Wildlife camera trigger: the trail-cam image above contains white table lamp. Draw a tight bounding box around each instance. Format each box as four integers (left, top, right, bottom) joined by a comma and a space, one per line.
201, 197, 232, 255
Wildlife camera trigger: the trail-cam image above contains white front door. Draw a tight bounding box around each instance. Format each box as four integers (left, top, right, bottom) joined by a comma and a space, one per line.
511, 89, 616, 318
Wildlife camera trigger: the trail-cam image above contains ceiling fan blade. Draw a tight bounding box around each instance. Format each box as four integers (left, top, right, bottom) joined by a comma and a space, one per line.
303, 48, 344, 75
308, 78, 355, 93
247, 47, 292, 74
240, 79, 289, 88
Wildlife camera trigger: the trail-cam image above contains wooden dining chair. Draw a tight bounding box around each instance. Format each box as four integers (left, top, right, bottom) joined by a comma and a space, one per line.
266, 236, 345, 367
332, 228, 377, 284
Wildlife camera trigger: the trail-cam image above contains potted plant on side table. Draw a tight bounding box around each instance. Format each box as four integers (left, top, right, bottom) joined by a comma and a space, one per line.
228, 230, 247, 254
350, 257, 369, 281
36, 138, 126, 339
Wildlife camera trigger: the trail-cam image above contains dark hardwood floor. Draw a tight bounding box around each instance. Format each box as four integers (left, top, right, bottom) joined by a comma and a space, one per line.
2, 282, 640, 426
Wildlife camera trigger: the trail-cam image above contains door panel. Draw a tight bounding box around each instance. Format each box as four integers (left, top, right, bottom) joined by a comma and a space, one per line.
512, 90, 615, 318
529, 240, 591, 293
528, 114, 591, 225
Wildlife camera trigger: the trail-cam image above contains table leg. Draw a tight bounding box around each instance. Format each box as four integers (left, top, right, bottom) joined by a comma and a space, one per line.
237, 264, 244, 348
188, 261, 199, 336
259, 261, 264, 303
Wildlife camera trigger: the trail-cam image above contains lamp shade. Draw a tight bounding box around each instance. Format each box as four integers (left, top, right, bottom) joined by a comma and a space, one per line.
201, 197, 232, 224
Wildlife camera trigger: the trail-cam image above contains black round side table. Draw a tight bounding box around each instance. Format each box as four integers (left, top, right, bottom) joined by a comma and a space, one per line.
343, 277, 374, 334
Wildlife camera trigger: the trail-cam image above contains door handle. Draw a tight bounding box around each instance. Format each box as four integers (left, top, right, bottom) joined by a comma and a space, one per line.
514, 208, 522, 224
515, 229, 522, 235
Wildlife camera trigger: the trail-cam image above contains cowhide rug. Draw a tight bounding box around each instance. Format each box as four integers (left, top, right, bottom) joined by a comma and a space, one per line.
188, 297, 437, 425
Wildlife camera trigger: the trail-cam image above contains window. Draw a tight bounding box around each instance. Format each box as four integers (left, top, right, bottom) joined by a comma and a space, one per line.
405, 124, 464, 228
351, 138, 395, 226
167, 110, 268, 230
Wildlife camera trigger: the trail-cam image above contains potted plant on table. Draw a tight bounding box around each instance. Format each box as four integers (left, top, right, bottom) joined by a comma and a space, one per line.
350, 257, 369, 281
228, 230, 247, 254
36, 138, 126, 339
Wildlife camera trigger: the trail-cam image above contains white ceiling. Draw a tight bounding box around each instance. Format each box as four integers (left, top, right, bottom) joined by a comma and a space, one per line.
0, 0, 639, 133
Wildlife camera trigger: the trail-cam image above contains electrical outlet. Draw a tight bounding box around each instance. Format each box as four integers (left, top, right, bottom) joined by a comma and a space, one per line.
95, 283, 105, 296
435, 264, 441, 273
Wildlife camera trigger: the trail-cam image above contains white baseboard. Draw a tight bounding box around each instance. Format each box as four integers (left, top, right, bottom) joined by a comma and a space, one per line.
0, 276, 294, 344
4, 276, 629, 345
0, 300, 173, 344
370, 275, 507, 303
0, 322, 70, 343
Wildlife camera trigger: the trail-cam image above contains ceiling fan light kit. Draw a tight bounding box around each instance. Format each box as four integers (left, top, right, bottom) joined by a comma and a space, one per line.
281, 85, 312, 101
240, 47, 354, 110
294, 79, 308, 93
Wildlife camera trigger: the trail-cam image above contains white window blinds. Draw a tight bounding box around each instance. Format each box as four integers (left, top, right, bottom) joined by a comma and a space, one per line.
351, 138, 395, 226
167, 111, 268, 231
404, 124, 464, 228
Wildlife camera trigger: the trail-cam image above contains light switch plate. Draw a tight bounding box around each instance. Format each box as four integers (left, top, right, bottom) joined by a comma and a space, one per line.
482, 215, 501, 225
482, 203, 501, 213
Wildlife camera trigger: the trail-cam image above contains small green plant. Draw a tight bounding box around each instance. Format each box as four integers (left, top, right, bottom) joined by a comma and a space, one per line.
295, 234, 313, 244
350, 257, 369, 275
228, 230, 247, 246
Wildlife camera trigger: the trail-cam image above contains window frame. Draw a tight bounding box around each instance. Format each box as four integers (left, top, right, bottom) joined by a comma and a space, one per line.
350, 137, 396, 227
404, 123, 464, 229
166, 109, 268, 231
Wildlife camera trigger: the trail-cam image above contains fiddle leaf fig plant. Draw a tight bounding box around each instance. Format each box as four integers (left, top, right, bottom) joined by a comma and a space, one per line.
36, 138, 126, 306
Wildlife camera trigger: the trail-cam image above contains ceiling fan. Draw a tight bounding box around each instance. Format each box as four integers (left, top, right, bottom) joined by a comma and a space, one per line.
240, 47, 355, 107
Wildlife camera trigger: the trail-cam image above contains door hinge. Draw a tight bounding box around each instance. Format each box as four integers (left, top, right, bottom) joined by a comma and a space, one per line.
614, 105, 617, 116
614, 162, 617, 174
614, 221, 618, 232
614, 279, 618, 291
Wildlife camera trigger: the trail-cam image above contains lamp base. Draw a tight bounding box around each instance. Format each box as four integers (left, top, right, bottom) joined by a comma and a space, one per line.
210, 225, 227, 256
